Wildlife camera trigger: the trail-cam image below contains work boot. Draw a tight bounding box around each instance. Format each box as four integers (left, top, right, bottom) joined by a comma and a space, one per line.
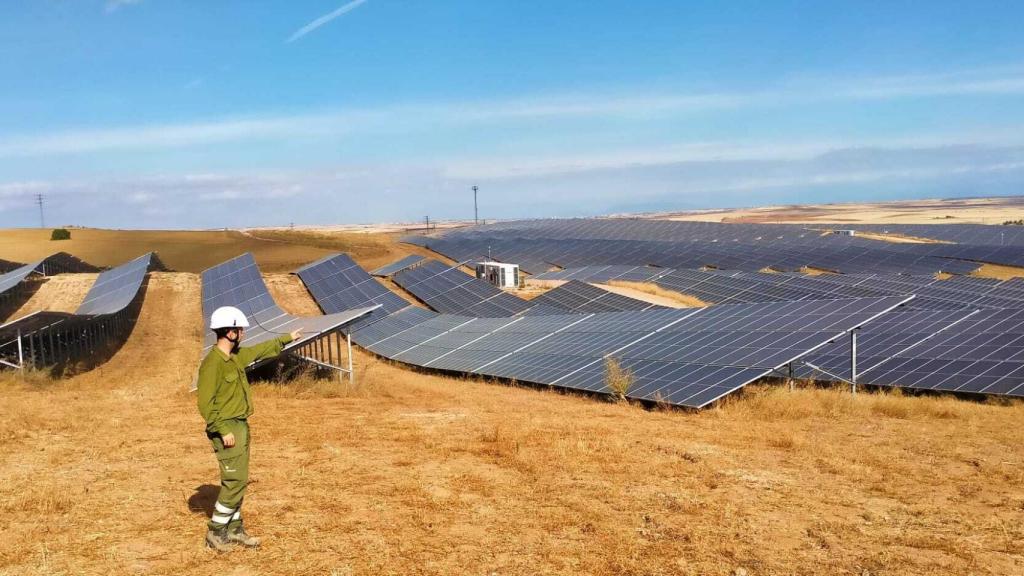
205, 526, 235, 552
227, 524, 261, 548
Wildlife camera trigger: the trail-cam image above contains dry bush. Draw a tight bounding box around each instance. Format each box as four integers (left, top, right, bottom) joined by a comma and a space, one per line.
604, 357, 634, 401
0, 367, 58, 389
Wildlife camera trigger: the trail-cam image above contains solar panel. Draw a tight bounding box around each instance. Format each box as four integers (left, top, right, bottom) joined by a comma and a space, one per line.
0, 252, 105, 299
76, 253, 154, 316
0, 260, 45, 297
296, 243, 1024, 405
294, 253, 409, 329
847, 308, 1024, 396
391, 260, 534, 317
0, 253, 161, 372
370, 255, 426, 277
202, 253, 379, 355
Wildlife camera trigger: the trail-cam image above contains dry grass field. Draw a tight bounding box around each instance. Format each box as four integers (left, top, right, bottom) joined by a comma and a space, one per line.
0, 228, 392, 273
1, 227, 1023, 575
662, 197, 1024, 225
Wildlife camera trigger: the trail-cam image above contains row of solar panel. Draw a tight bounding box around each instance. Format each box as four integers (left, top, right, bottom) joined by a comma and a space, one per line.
293, 252, 921, 407
530, 264, 1024, 396
0, 253, 162, 366
409, 217, 1024, 272
387, 258, 659, 317
411, 236, 981, 277
302, 252, 1024, 401
200, 253, 380, 354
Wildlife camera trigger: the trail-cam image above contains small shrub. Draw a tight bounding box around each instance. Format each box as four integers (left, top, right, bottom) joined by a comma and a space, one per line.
605, 357, 634, 402
50, 228, 71, 241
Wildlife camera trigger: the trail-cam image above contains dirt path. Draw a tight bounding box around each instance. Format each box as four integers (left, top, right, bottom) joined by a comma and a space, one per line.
1, 272, 1022, 575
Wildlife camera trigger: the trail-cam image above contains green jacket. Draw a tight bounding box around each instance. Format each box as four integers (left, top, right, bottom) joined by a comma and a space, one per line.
197, 334, 293, 436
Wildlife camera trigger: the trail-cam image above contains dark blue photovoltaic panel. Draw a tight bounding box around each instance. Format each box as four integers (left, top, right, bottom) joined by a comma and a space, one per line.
75, 253, 154, 316
392, 260, 534, 317
299, 228, 1024, 406
0, 260, 45, 297
294, 253, 409, 329
371, 255, 426, 277
202, 253, 379, 355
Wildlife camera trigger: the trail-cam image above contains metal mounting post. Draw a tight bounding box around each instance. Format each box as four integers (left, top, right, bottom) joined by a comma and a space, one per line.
347, 332, 354, 383
850, 329, 858, 395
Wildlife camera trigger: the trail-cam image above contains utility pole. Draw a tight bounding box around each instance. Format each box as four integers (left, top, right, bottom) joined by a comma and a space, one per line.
425, 215, 430, 233
472, 185, 479, 226
36, 193, 45, 228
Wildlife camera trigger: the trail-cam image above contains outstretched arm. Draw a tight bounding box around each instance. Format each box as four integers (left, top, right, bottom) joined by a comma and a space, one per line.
235, 329, 303, 366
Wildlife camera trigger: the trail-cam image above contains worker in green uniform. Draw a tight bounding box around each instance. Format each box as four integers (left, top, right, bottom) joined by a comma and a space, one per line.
197, 305, 302, 551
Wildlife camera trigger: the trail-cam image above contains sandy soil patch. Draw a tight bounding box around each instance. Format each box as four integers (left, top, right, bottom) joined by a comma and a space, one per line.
4, 273, 99, 319
606, 281, 709, 308
971, 263, 1024, 280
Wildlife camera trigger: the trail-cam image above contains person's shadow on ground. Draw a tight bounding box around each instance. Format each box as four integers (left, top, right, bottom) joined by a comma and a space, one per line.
188, 484, 219, 516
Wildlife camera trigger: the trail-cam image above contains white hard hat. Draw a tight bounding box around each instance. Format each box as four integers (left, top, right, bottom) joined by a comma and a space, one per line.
210, 306, 250, 330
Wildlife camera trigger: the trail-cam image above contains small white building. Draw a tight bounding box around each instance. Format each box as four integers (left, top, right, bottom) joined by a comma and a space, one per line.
832, 229, 857, 236
475, 261, 520, 289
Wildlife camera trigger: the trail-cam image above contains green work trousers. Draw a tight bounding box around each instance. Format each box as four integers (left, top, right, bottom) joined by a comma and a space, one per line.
207, 418, 250, 530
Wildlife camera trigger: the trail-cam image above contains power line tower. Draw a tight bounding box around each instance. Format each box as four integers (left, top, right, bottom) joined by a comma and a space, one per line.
472, 185, 479, 225
36, 193, 45, 228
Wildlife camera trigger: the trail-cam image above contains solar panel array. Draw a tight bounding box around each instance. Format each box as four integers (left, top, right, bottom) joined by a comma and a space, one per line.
0, 252, 102, 299
76, 254, 156, 316
538, 265, 1024, 398
201, 253, 379, 354
396, 218, 1024, 400
802, 308, 1024, 396
391, 260, 534, 317
293, 253, 913, 408
0, 253, 161, 373
295, 254, 408, 329
405, 218, 1022, 276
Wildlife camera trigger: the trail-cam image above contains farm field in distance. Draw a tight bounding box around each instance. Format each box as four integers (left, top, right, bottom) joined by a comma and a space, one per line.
0, 202, 1023, 575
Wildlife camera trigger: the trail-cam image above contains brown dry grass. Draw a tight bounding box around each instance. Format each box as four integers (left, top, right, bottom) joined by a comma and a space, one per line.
800, 266, 835, 276
662, 197, 1024, 225
972, 263, 1024, 280
849, 231, 949, 244
607, 280, 709, 308
1, 231, 1023, 575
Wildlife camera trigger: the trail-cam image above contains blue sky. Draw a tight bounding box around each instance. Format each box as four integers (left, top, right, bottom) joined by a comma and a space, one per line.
1, 1, 1023, 228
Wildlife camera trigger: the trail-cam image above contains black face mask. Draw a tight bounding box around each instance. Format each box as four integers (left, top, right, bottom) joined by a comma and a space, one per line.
226, 330, 242, 354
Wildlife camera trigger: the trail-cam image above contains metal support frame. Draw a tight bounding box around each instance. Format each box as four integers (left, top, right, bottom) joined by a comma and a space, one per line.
287, 328, 357, 383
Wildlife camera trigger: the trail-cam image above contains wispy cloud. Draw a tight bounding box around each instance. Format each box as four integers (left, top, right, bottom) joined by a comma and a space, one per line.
287, 0, 369, 43
4, 142, 1024, 228
105, 0, 143, 13
2, 66, 1023, 159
